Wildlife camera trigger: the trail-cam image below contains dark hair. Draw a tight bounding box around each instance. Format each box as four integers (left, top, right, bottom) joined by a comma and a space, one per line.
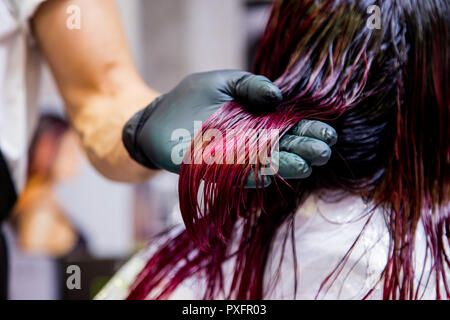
28, 114, 70, 180
128, 0, 449, 299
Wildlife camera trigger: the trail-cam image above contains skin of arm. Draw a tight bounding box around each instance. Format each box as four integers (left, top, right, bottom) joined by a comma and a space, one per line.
32, 0, 159, 182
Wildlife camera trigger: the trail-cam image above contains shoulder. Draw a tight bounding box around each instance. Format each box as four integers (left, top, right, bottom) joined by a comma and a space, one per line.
265, 191, 440, 299
265, 191, 389, 299
95, 225, 191, 300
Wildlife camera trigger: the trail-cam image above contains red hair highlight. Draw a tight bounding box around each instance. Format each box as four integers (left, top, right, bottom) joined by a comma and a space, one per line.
127, 0, 449, 299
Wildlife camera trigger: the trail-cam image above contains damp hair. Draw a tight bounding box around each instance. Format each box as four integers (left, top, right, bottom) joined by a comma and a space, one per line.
127, 0, 449, 299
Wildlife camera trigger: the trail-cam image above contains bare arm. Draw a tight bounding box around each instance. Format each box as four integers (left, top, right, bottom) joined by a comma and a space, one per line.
32, 0, 159, 182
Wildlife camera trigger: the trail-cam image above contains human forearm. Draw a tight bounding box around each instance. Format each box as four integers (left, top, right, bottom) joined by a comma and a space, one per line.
67, 81, 159, 182
32, 0, 159, 182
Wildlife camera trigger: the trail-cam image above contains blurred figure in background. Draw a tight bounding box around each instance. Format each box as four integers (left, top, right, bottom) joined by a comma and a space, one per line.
11, 115, 81, 257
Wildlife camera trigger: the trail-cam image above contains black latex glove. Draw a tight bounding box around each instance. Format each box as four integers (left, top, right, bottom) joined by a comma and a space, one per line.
123, 70, 337, 187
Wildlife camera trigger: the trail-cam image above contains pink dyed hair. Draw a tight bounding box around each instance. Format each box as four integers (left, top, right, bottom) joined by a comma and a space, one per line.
127, 0, 449, 299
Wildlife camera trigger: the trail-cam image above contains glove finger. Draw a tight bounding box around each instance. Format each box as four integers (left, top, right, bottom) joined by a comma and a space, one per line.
229, 72, 283, 106
279, 134, 332, 166
277, 151, 312, 179
244, 168, 272, 189
291, 120, 338, 146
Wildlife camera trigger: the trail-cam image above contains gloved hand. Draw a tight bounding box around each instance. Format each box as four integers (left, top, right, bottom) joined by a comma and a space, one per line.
123, 70, 337, 188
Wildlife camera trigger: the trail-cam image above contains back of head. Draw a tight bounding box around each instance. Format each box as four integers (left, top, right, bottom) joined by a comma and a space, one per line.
253, 0, 448, 199
128, 0, 449, 299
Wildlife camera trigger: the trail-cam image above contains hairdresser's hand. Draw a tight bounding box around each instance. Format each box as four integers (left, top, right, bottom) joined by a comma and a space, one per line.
245, 119, 337, 188
122, 70, 283, 173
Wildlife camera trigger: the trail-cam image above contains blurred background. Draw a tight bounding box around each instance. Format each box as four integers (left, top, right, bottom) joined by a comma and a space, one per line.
4, 0, 273, 299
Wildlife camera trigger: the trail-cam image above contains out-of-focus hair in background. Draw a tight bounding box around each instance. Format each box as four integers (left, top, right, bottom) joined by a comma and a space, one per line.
11, 114, 80, 257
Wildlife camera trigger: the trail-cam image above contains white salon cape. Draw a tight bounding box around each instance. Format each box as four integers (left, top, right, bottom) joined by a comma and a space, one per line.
96, 191, 439, 300
0, 0, 46, 193
2, 0, 440, 301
